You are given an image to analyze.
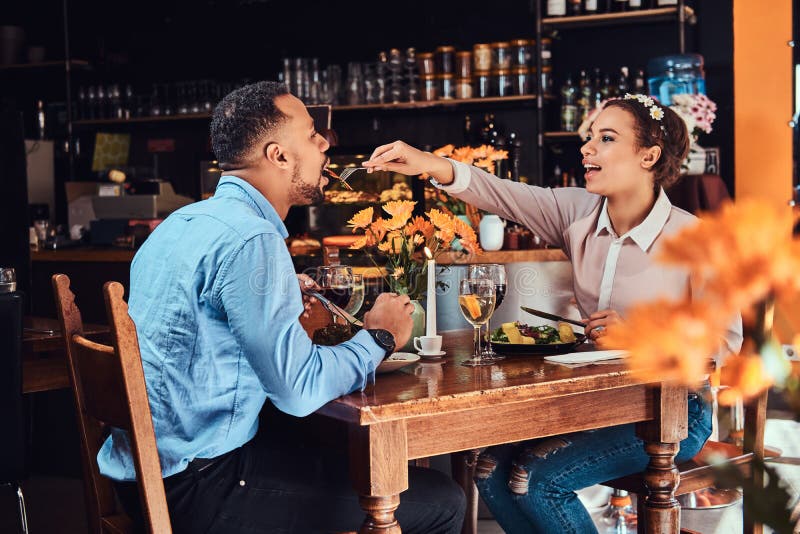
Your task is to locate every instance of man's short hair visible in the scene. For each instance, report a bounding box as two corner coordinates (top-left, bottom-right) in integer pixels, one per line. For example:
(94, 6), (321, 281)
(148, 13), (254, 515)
(210, 81), (290, 168)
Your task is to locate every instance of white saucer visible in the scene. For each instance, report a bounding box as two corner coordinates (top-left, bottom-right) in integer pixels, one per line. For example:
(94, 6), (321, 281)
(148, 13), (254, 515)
(377, 352), (421, 374)
(418, 350), (446, 359)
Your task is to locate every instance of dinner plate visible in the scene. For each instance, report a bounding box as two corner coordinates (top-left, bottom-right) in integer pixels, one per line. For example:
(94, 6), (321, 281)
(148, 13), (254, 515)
(490, 333), (587, 355)
(377, 352), (420, 374)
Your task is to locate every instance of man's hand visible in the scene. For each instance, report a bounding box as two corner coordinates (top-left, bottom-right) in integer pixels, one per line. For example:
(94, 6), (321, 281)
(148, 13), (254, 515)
(297, 274), (319, 319)
(583, 309), (623, 342)
(363, 292), (415, 350)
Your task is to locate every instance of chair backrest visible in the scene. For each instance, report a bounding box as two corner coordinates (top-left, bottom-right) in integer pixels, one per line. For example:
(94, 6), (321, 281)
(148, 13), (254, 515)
(52, 274), (171, 534)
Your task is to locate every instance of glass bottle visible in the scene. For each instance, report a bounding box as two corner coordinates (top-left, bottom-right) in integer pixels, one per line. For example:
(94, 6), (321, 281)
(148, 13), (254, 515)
(617, 67), (630, 95)
(560, 75), (578, 131)
(600, 73), (616, 100)
(405, 47), (419, 103)
(577, 69), (593, 122)
(568, 0), (582, 15)
(309, 58), (322, 105)
(473, 44), (492, 72)
(282, 58), (293, 95)
(632, 67), (646, 93)
(601, 489), (638, 533)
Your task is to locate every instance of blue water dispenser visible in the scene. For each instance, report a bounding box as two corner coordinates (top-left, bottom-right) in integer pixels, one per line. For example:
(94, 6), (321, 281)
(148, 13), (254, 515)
(647, 54), (706, 104)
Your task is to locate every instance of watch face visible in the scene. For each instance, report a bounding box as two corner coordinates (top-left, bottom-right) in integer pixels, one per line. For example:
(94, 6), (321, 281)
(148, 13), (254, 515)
(371, 329), (394, 351)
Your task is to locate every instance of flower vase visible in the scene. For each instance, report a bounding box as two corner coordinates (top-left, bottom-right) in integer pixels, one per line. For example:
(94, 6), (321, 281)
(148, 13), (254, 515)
(684, 142), (707, 175)
(399, 300), (426, 352)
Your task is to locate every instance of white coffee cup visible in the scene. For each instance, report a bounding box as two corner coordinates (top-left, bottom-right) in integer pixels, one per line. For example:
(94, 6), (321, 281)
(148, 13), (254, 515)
(413, 335), (443, 355)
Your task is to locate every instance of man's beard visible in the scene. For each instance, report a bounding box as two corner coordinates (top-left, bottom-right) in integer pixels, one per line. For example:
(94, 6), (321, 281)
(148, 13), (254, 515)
(289, 164), (324, 205)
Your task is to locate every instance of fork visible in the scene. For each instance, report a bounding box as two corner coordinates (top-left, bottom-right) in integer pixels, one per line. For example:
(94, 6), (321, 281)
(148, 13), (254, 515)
(303, 288), (364, 328)
(337, 167), (366, 182)
(324, 168), (355, 191)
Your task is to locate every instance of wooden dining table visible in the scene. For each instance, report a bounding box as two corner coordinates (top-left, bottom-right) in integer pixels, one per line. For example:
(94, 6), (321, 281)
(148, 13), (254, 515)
(316, 329), (689, 534)
(22, 316), (110, 393)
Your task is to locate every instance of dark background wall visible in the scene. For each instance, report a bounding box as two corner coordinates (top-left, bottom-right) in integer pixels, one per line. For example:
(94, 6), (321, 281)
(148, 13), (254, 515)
(1, 0), (735, 222)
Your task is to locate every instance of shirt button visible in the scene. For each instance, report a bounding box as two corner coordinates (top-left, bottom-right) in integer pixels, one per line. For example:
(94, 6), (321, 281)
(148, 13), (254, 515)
(239, 479), (246, 487)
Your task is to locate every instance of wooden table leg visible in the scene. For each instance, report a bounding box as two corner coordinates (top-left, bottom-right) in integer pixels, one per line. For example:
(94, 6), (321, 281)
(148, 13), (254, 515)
(451, 449), (480, 534)
(357, 495), (401, 533)
(637, 384), (688, 534)
(642, 441), (681, 533)
(349, 421), (408, 533)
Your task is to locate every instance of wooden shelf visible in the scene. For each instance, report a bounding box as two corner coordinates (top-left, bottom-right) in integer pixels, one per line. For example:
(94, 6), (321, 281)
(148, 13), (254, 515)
(333, 94), (537, 111)
(542, 6), (695, 29)
(544, 131), (583, 141)
(74, 112), (211, 126)
(0, 59), (90, 72)
(72, 95), (538, 126)
(437, 248), (567, 265)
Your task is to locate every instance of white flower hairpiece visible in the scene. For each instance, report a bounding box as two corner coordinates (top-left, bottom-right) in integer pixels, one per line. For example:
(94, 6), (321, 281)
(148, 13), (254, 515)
(624, 93), (662, 120)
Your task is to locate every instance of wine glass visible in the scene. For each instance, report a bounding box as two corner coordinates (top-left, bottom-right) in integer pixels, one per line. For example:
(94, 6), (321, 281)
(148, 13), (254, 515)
(459, 278), (496, 367)
(468, 264), (507, 361)
(343, 273), (365, 318)
(315, 266), (354, 324)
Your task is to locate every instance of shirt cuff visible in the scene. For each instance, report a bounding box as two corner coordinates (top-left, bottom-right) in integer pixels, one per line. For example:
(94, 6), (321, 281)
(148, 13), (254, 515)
(430, 158), (472, 194)
(350, 329), (386, 384)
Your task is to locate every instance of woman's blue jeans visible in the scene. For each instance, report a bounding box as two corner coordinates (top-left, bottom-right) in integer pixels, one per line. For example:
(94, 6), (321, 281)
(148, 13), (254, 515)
(474, 391), (712, 534)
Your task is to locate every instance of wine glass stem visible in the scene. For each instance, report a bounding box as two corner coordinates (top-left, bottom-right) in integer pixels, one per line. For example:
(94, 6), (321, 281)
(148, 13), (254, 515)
(473, 325), (482, 359)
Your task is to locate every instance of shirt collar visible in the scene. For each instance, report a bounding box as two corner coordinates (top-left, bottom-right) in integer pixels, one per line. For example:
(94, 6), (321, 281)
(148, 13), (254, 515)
(215, 176), (289, 239)
(593, 188), (673, 252)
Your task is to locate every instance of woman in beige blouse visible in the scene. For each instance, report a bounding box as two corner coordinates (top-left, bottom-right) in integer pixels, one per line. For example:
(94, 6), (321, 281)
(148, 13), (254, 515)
(363, 95), (742, 533)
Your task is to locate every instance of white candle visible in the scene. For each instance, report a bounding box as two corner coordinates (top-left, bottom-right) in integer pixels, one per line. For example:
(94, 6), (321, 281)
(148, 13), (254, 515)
(424, 247), (436, 336)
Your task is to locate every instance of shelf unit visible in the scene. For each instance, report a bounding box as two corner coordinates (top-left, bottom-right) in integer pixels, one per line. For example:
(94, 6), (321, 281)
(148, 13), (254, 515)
(541, 6), (695, 30)
(533, 1), (696, 179)
(0, 59), (90, 72)
(72, 95), (539, 127)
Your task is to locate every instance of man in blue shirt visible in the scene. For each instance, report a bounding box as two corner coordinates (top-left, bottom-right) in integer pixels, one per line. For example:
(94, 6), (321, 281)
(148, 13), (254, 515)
(110, 81), (465, 533)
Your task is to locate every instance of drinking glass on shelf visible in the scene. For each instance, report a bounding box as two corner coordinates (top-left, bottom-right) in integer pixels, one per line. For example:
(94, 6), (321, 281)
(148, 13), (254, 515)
(315, 266), (354, 324)
(459, 278), (496, 367)
(468, 263), (507, 361)
(0, 267), (16, 293)
(343, 273), (365, 318)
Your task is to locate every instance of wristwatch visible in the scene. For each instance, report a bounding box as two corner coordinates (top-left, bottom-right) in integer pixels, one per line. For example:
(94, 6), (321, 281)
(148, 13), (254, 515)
(366, 329), (395, 359)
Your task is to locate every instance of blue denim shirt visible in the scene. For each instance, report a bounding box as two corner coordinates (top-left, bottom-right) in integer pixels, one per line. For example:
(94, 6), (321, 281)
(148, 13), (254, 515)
(98, 176), (384, 481)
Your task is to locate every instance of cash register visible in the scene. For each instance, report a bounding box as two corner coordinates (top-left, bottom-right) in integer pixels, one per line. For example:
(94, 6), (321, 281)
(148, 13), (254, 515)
(68, 180), (195, 247)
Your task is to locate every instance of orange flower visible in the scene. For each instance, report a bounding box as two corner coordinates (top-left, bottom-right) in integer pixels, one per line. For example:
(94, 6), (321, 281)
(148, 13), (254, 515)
(474, 158), (496, 174)
(378, 231), (404, 255)
(599, 299), (723, 385)
(427, 209), (455, 231)
(406, 216), (435, 241)
(659, 199), (800, 316)
(382, 200), (416, 230)
(433, 144), (455, 157)
(717, 353), (773, 405)
(452, 146), (473, 162)
(347, 206), (374, 230)
(350, 236), (368, 250)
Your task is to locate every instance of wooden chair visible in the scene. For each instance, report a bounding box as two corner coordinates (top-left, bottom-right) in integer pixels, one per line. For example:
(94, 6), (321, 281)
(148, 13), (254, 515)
(603, 388), (768, 534)
(52, 274), (171, 534)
